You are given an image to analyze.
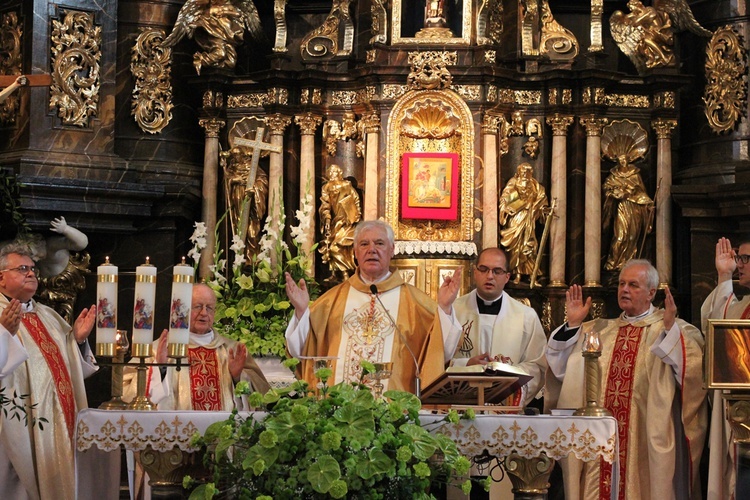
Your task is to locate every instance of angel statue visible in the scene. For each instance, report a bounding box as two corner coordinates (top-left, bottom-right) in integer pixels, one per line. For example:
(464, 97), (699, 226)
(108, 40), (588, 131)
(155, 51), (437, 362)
(319, 164), (361, 284)
(611, 0), (711, 74)
(161, 0), (264, 74)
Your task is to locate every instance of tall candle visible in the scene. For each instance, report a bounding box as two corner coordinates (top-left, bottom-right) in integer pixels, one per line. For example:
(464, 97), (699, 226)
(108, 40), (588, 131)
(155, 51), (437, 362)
(96, 257), (118, 352)
(168, 261), (194, 348)
(132, 258), (157, 346)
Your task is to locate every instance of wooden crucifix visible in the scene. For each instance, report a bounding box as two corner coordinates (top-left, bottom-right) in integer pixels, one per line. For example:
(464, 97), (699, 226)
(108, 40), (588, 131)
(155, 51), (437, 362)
(233, 126), (282, 243)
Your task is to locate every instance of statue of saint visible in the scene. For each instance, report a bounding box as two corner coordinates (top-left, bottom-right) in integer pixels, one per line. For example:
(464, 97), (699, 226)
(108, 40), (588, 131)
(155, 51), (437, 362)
(498, 163), (549, 284)
(318, 164), (361, 282)
(425, 0), (447, 28)
(602, 154), (654, 271)
(221, 146), (269, 259)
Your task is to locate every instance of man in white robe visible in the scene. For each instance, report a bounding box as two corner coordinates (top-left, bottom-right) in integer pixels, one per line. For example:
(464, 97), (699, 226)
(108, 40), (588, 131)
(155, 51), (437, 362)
(0, 243), (98, 500)
(546, 259), (706, 500)
(285, 220), (463, 394)
(702, 236), (750, 500)
(0, 318), (27, 377)
(451, 247), (547, 407)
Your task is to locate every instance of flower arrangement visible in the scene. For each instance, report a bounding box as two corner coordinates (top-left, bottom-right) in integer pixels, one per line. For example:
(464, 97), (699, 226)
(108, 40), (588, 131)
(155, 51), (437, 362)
(186, 363), (483, 499)
(188, 178), (318, 358)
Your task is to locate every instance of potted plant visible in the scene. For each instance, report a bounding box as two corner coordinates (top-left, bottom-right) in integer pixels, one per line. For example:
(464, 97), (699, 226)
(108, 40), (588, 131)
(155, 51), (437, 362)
(185, 362), (482, 499)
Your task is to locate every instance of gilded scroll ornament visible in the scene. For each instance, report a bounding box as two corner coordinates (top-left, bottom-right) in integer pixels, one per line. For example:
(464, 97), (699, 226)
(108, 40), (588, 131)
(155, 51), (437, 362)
(273, 0), (288, 53)
(0, 11), (23, 125)
(300, 0), (353, 60)
(49, 10), (101, 127)
(477, 0), (503, 46)
(323, 111), (362, 156)
(161, 0), (263, 75)
(407, 51), (456, 90)
(131, 28), (173, 134)
(540, 1), (579, 61)
(704, 26), (748, 134)
(370, 0), (387, 45)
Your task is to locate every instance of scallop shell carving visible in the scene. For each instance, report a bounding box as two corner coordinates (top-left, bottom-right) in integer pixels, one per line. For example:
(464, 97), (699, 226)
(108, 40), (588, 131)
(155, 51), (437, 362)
(228, 116), (270, 153)
(600, 119), (649, 163)
(400, 99), (461, 139)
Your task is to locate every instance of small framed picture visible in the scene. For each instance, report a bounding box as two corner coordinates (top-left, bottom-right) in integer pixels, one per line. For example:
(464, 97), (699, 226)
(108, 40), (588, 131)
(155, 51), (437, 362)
(400, 152), (459, 220)
(705, 319), (750, 389)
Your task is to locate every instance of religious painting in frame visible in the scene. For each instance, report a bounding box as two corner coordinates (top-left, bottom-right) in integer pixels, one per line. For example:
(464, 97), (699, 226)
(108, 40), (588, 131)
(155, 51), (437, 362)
(400, 152), (459, 220)
(705, 319), (750, 389)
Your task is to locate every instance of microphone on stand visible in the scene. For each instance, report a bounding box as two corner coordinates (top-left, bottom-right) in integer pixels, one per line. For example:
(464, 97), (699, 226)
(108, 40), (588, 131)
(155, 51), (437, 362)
(369, 284), (421, 398)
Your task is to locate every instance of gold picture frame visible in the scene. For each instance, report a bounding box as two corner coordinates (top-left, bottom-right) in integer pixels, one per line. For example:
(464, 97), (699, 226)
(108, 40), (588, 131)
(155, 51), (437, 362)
(705, 319), (750, 389)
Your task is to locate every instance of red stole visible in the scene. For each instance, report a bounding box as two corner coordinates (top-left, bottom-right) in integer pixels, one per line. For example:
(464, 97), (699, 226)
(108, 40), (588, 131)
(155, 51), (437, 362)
(600, 323), (644, 500)
(21, 312), (76, 440)
(187, 346), (222, 410)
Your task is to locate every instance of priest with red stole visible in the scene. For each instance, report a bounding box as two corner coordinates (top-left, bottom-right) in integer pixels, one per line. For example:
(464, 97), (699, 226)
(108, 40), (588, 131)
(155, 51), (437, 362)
(545, 259), (707, 500)
(0, 243), (98, 500)
(284, 220), (463, 394)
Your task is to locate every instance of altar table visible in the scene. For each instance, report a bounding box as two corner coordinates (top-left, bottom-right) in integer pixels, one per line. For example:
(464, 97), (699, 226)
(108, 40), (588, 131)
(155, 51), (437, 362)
(76, 409), (618, 499)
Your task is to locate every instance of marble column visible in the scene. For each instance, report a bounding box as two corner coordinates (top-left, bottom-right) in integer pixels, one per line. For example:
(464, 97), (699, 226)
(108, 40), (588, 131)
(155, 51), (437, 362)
(294, 113), (322, 276)
(580, 115), (607, 287)
(482, 114), (502, 250)
(265, 114), (291, 270)
(546, 114), (574, 287)
(652, 118), (677, 288)
(363, 112), (381, 221)
(197, 117), (225, 280)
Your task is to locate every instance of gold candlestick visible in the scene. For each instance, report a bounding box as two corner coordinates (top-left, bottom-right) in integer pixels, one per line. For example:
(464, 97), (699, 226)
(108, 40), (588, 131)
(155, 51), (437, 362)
(127, 355), (157, 411)
(100, 330), (130, 410)
(574, 331), (612, 417)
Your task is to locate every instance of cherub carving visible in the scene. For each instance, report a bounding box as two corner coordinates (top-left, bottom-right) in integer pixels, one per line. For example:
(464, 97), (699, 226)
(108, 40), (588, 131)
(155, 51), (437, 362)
(611, 0), (711, 75)
(161, 0), (263, 75)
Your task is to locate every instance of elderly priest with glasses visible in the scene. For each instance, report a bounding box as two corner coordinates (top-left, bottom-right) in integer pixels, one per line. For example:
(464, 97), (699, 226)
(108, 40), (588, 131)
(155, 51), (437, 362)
(285, 220), (464, 395)
(0, 242), (98, 500)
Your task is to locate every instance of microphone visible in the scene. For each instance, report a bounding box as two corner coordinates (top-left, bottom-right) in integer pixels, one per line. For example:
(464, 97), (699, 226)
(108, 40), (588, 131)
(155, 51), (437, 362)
(369, 284), (421, 398)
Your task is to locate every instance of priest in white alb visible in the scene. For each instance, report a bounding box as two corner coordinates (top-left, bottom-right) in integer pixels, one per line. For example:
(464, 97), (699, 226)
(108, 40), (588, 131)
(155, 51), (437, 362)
(285, 220), (463, 393)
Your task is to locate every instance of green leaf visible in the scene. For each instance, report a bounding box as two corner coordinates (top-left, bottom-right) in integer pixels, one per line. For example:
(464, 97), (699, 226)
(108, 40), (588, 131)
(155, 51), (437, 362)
(307, 455), (341, 494)
(242, 443), (279, 471)
(355, 448), (391, 480)
(400, 423), (438, 461)
(333, 405), (374, 441)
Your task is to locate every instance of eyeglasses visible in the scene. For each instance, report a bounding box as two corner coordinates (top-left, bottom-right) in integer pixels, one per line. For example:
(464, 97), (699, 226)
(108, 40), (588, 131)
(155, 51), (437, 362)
(475, 265), (508, 276)
(0, 265), (38, 276)
(191, 304), (216, 313)
(735, 254), (750, 265)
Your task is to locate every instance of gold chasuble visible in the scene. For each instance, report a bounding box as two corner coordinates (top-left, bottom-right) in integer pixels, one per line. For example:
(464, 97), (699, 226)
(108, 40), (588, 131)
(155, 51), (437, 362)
(0, 297), (91, 500)
(297, 271), (447, 393)
(546, 310), (707, 500)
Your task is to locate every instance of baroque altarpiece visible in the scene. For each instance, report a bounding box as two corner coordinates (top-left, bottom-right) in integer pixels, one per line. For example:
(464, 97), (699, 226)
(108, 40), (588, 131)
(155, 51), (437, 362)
(0, 0), (748, 342)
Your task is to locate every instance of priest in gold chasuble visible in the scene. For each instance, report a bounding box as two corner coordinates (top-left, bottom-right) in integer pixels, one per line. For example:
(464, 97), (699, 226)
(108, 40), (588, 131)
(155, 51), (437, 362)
(0, 244), (98, 500)
(285, 220), (463, 393)
(546, 260), (707, 500)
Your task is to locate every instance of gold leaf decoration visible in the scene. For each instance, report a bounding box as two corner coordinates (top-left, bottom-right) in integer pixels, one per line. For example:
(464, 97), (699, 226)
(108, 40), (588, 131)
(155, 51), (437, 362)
(401, 99), (461, 139)
(131, 28), (173, 134)
(601, 119), (648, 163)
(704, 25), (748, 134)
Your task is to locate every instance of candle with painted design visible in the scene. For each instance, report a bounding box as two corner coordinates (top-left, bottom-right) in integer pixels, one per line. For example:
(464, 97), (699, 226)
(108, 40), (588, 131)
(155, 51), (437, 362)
(132, 258), (157, 357)
(96, 257), (118, 357)
(167, 259), (194, 358)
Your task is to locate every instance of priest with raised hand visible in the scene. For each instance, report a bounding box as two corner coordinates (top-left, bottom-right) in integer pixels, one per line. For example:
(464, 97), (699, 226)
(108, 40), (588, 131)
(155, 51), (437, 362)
(545, 259), (707, 500)
(284, 219), (463, 394)
(0, 242), (98, 500)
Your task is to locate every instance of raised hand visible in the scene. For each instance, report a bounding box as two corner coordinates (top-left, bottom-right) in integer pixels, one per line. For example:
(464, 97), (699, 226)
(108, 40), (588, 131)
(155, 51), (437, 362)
(566, 284), (592, 328)
(72, 304), (97, 343)
(284, 272), (310, 319)
(228, 343), (248, 382)
(716, 237), (736, 282)
(663, 286), (677, 331)
(49, 217), (68, 234)
(0, 299), (22, 335)
(437, 268), (462, 314)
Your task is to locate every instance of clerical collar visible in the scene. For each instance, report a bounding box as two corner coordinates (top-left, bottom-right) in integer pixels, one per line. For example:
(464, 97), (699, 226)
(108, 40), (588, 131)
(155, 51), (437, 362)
(2, 293), (33, 312)
(476, 293), (502, 315)
(189, 330), (214, 346)
(623, 305), (654, 322)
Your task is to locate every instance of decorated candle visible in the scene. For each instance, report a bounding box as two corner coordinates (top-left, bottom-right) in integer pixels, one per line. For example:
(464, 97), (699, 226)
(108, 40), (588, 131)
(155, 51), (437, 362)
(96, 257), (118, 354)
(132, 258), (157, 346)
(167, 260), (194, 350)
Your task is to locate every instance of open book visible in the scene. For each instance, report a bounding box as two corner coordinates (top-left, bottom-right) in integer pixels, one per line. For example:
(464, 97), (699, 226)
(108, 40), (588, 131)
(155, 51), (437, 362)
(421, 362), (533, 406)
(445, 361), (530, 378)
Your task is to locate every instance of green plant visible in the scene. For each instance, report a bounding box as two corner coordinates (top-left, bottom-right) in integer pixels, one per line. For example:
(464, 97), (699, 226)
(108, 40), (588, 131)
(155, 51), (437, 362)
(186, 363), (479, 499)
(190, 176), (318, 358)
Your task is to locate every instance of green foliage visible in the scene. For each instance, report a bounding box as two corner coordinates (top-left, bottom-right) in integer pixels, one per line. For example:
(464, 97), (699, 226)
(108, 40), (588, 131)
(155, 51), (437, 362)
(188, 378), (476, 499)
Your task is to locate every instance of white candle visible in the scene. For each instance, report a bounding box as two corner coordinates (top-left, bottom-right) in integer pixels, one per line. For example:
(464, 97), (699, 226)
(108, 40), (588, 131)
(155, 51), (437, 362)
(168, 261), (194, 346)
(96, 258), (118, 347)
(132, 259), (157, 346)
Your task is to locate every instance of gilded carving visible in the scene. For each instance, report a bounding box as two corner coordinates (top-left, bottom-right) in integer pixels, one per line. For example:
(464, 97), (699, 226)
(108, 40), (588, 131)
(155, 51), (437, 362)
(651, 118), (677, 140)
(199, 117), (225, 138)
(382, 84), (408, 100)
(580, 115), (608, 136)
(523, 137), (539, 159)
(526, 118), (543, 137)
(487, 85), (498, 103)
(331, 90), (358, 105)
(548, 88), (558, 105)
(268, 87), (288, 105)
(562, 89), (572, 104)
(604, 93), (650, 108)
(401, 99), (461, 139)
(312, 88), (322, 105)
(227, 92), (268, 108)
(391, 0), (472, 45)
(161, 0), (264, 75)
(323, 111), (361, 156)
(49, 9), (101, 127)
(131, 28), (173, 134)
(370, 0), (387, 45)
(510, 111), (525, 136)
(590, 0), (604, 52)
(546, 114), (573, 136)
(300, 0), (353, 60)
(0, 11), (23, 125)
(499, 89), (543, 105)
(477, 0), (503, 46)
(273, 0), (288, 53)
(294, 113), (322, 136)
(654, 91), (675, 108)
(704, 26), (748, 134)
(300, 88), (309, 105)
(484, 50), (496, 64)
(482, 114), (502, 135)
(540, 1), (579, 61)
(407, 51), (456, 90)
(451, 85), (481, 101)
(265, 113), (291, 135)
(520, 0), (540, 57)
(366, 50), (376, 63)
